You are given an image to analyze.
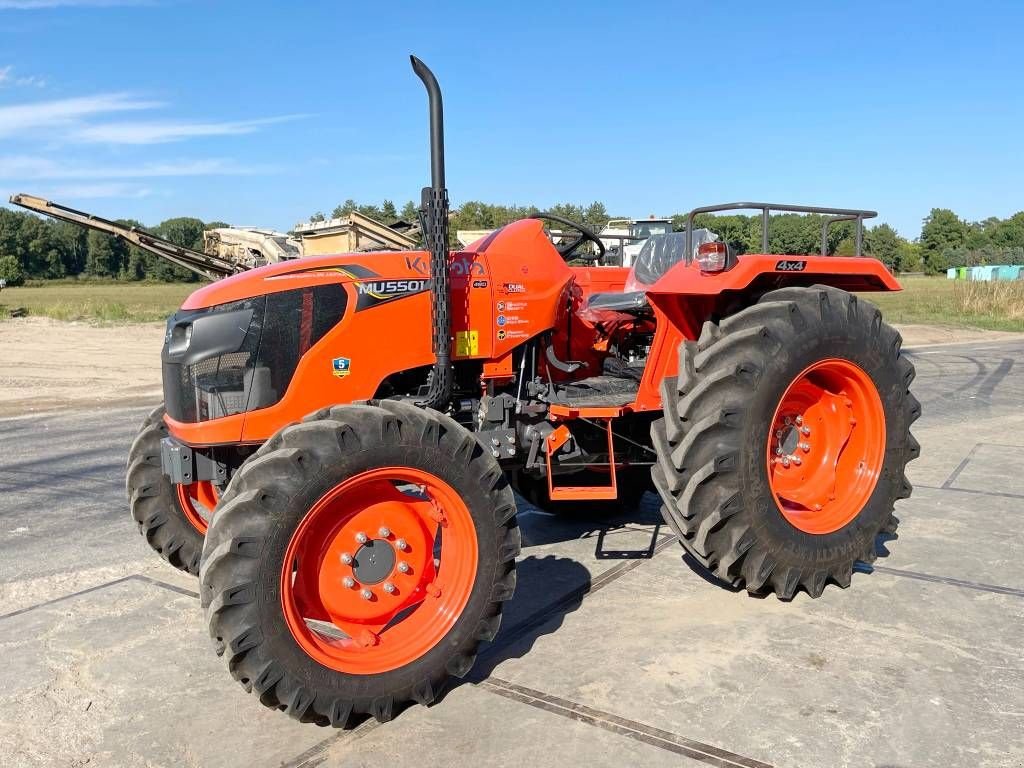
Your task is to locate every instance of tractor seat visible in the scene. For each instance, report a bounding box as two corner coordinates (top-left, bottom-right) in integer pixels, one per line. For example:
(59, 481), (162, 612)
(581, 228), (723, 317)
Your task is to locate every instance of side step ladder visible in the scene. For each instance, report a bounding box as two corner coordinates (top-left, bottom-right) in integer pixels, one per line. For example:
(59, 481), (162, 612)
(544, 421), (617, 501)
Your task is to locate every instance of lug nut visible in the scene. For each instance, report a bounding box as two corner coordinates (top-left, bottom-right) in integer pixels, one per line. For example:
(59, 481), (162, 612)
(378, 526), (391, 538)
(360, 588), (373, 601)
(355, 531), (368, 544)
(782, 457), (790, 467)
(775, 447), (784, 456)
(795, 415), (803, 425)
(784, 416), (792, 426)
(800, 442), (810, 452)
(396, 538), (408, 551)
(383, 582), (396, 594)
(340, 552), (353, 565)
(792, 457), (802, 466)
(801, 426), (811, 436)
(342, 577), (355, 588)
(775, 429), (783, 438)
(397, 561), (410, 574)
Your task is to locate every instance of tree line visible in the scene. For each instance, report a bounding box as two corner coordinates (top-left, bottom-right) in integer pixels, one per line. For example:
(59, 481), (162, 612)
(2, 198), (1022, 286)
(0, 209), (228, 285)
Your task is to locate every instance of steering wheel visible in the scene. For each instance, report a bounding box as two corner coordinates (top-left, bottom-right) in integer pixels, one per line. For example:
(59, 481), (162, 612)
(529, 213), (606, 262)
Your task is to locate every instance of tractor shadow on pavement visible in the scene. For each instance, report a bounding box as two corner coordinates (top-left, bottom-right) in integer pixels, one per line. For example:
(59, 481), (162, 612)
(454, 552), (594, 691)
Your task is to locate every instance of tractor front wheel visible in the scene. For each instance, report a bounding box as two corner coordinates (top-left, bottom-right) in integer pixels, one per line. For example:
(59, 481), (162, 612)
(652, 286), (920, 599)
(200, 400), (519, 725)
(126, 404), (218, 575)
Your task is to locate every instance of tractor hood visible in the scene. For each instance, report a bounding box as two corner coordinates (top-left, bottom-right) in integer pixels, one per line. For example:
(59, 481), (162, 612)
(181, 250), (430, 310)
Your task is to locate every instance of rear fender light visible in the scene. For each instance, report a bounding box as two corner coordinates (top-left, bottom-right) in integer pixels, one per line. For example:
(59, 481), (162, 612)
(696, 241), (728, 272)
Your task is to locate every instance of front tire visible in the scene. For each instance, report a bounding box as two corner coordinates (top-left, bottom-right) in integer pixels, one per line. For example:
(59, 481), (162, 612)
(651, 286), (920, 599)
(126, 404), (216, 575)
(200, 400), (519, 725)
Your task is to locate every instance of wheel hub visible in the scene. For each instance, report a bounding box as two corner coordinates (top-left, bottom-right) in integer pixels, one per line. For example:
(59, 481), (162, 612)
(351, 539), (396, 585)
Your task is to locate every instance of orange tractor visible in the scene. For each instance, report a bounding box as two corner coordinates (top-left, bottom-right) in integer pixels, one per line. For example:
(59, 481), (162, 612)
(127, 57), (919, 725)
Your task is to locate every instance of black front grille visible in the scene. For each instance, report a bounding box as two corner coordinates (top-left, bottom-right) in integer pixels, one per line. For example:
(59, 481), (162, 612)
(163, 284), (348, 424)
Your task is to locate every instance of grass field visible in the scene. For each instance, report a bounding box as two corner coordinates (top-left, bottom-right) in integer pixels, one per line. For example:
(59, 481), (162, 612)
(1, 275), (1023, 331)
(869, 275), (1024, 332)
(0, 281), (198, 322)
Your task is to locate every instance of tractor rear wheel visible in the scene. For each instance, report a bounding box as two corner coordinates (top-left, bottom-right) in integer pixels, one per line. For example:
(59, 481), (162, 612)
(200, 400), (519, 725)
(651, 286), (920, 599)
(126, 404), (218, 575)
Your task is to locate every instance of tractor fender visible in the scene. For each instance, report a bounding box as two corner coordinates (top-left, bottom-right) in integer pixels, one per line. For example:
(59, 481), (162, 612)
(646, 254), (901, 302)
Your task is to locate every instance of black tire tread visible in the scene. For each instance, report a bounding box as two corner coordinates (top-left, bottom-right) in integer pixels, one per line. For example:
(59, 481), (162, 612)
(126, 404), (205, 575)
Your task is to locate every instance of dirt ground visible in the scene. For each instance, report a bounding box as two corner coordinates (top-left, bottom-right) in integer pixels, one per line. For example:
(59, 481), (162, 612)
(0, 317), (1020, 418)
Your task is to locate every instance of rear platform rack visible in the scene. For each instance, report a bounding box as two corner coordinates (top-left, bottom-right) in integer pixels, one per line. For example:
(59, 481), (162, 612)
(684, 202), (877, 259)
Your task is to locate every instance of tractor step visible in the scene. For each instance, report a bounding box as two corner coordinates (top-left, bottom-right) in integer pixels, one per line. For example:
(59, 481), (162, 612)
(545, 421), (618, 500)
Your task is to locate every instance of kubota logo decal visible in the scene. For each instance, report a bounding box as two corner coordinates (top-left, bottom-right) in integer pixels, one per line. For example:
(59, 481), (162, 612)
(775, 260), (807, 272)
(405, 255), (485, 276)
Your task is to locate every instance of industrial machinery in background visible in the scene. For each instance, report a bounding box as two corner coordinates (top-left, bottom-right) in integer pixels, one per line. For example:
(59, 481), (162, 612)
(8, 194), (421, 281)
(117, 56), (918, 728)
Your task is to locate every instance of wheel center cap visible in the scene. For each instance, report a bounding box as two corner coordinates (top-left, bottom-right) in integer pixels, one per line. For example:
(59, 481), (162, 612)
(779, 424), (801, 455)
(352, 539), (396, 585)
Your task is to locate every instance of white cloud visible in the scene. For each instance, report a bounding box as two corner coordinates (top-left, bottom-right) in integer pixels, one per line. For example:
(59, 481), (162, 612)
(0, 154), (278, 179)
(71, 114), (310, 144)
(0, 93), (158, 136)
(0, 0), (150, 8)
(0, 65), (47, 88)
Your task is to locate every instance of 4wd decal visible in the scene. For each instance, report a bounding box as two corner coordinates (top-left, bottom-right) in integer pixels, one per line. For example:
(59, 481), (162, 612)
(355, 279), (431, 311)
(775, 260), (807, 272)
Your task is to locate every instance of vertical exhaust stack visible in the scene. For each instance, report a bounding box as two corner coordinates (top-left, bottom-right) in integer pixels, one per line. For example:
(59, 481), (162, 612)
(411, 55), (452, 411)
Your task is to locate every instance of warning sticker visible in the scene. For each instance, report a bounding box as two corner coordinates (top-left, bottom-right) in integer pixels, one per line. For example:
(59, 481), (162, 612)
(455, 330), (480, 357)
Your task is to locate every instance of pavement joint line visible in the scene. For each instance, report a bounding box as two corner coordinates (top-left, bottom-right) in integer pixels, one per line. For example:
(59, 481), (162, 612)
(278, 717), (380, 768)
(916, 483), (1024, 501)
(0, 573), (198, 621)
(480, 677), (773, 768)
(858, 563), (1024, 598)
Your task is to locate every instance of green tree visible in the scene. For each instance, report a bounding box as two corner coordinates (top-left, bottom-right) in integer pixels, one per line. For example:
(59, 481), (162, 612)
(85, 231), (126, 277)
(0, 253), (25, 286)
(920, 208), (965, 274)
(865, 223), (903, 271)
(400, 200), (418, 221)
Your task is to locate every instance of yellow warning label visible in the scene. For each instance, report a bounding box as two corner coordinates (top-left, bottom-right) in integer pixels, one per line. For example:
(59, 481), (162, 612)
(455, 330), (479, 357)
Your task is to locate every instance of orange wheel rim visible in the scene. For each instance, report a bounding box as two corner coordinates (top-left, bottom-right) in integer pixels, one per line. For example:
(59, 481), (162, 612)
(279, 467), (478, 675)
(176, 481), (219, 535)
(766, 358), (885, 534)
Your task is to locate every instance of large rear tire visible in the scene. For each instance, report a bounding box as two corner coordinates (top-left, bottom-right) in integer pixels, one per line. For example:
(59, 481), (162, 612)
(200, 400), (519, 725)
(651, 286), (920, 599)
(126, 404), (217, 575)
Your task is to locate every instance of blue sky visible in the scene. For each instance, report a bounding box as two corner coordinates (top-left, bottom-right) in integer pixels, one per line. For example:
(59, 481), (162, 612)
(0, 0), (1021, 238)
